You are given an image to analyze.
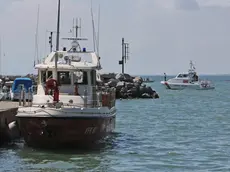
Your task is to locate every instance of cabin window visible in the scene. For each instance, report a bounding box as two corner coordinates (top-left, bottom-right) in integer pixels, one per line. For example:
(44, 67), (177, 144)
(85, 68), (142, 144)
(183, 74), (188, 77)
(91, 70), (96, 86)
(58, 71), (71, 85)
(47, 71), (53, 79)
(41, 71), (46, 83)
(41, 71), (53, 83)
(74, 71), (88, 85)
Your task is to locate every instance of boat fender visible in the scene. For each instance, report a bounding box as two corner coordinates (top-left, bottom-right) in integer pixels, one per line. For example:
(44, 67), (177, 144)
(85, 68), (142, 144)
(7, 121), (20, 140)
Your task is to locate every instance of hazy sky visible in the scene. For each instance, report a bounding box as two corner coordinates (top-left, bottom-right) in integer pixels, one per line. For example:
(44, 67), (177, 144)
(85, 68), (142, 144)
(1, 0), (230, 75)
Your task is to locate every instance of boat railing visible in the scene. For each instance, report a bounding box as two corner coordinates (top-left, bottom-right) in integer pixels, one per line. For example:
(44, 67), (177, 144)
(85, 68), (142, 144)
(85, 86), (116, 109)
(19, 87), (33, 107)
(54, 86), (116, 109)
(19, 86), (116, 109)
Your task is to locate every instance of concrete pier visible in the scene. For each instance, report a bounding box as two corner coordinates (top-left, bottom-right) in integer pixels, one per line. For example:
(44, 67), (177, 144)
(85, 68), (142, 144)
(0, 102), (19, 146)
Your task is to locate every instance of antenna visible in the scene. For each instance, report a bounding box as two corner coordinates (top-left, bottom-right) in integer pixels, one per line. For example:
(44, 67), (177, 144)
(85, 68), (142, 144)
(49, 31), (53, 52)
(96, 4), (100, 56)
(79, 18), (82, 37)
(74, 18), (81, 38)
(90, 0), (96, 52)
(44, 29), (47, 58)
(72, 18), (75, 37)
(56, 0), (60, 51)
(119, 38), (130, 74)
(76, 18), (78, 38)
(125, 43), (129, 63)
(34, 4), (40, 65)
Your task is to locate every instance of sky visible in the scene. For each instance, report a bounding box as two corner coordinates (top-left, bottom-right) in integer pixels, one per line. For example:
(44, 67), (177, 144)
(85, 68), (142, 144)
(1, 0), (230, 75)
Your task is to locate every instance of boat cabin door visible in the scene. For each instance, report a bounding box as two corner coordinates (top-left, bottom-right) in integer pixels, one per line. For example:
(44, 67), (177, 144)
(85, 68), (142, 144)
(73, 70), (91, 96)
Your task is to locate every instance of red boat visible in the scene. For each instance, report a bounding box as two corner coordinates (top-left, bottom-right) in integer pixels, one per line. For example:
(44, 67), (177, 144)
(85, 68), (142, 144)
(17, 107), (116, 148)
(16, 0), (117, 148)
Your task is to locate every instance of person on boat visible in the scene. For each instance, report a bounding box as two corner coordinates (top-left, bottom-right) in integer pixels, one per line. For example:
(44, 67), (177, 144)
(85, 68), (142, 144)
(164, 73), (167, 81)
(192, 73), (199, 81)
(195, 75), (198, 81)
(194, 73), (198, 81)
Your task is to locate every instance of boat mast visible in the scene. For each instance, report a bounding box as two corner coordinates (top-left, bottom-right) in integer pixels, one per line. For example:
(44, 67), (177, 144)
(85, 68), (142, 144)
(54, 0), (61, 80)
(34, 4), (40, 66)
(0, 37), (1, 77)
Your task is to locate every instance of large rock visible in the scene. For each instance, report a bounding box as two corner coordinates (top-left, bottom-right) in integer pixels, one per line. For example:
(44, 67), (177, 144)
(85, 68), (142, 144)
(100, 73), (116, 82)
(106, 79), (119, 88)
(125, 82), (134, 90)
(97, 73), (159, 99)
(115, 73), (133, 83)
(133, 76), (143, 84)
(141, 93), (152, 99)
(129, 86), (140, 98)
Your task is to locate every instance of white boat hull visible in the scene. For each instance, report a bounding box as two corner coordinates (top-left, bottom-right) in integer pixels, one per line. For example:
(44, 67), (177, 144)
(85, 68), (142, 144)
(160, 81), (215, 90)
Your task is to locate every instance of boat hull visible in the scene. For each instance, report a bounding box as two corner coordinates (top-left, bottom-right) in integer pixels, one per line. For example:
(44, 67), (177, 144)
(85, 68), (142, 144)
(160, 81), (215, 90)
(16, 114), (116, 148)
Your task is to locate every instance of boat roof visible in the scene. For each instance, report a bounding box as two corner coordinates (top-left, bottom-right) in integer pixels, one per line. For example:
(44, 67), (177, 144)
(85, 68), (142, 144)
(14, 77), (32, 81)
(35, 50), (101, 70)
(35, 62), (98, 70)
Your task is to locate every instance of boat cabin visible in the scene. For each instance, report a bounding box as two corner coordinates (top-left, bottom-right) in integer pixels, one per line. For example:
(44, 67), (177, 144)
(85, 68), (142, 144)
(31, 47), (116, 108)
(37, 66), (97, 96)
(174, 72), (198, 82)
(175, 73), (189, 79)
(31, 32), (115, 108)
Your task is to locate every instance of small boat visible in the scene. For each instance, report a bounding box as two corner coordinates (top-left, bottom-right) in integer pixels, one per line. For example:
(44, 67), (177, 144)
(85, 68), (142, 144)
(10, 77), (33, 101)
(160, 61), (215, 90)
(142, 78), (154, 83)
(16, 0), (116, 148)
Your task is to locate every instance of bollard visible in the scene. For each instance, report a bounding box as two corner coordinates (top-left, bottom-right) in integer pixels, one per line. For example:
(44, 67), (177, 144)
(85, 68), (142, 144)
(19, 90), (22, 106)
(28, 88), (32, 107)
(27, 88), (30, 106)
(22, 88), (26, 106)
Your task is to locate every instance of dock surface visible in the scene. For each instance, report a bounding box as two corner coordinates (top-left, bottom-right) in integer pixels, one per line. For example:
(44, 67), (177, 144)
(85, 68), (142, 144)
(0, 101), (19, 112)
(0, 101), (19, 145)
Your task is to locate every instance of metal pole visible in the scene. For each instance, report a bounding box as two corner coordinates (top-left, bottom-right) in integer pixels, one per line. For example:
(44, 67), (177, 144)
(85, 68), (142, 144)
(122, 38), (124, 74)
(55, 0), (61, 81)
(50, 32), (53, 52)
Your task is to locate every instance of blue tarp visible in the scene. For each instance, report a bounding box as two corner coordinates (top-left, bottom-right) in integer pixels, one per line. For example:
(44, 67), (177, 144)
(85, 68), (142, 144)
(11, 78), (33, 93)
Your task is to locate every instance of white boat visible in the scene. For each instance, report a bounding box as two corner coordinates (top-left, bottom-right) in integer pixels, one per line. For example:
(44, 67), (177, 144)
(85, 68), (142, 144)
(160, 61), (215, 90)
(16, 0), (116, 148)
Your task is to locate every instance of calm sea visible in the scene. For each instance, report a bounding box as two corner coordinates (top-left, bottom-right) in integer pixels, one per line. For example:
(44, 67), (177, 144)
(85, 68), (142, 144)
(1, 75), (230, 172)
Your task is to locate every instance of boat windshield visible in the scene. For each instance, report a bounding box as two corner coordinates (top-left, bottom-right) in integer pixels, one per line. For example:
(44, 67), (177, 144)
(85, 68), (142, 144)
(176, 74), (188, 78)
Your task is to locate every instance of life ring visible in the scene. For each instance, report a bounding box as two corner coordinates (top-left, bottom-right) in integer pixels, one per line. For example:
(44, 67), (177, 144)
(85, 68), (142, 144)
(45, 79), (59, 102)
